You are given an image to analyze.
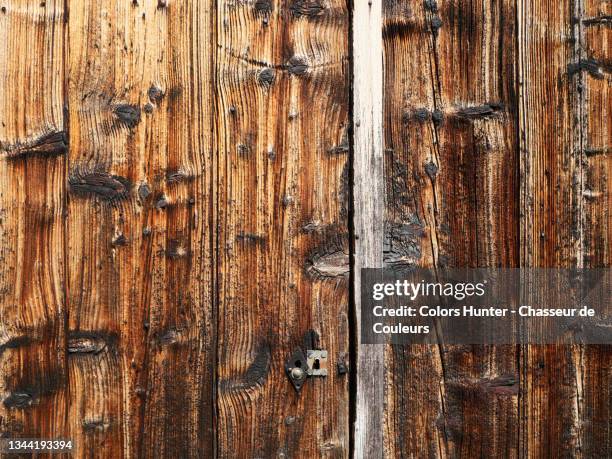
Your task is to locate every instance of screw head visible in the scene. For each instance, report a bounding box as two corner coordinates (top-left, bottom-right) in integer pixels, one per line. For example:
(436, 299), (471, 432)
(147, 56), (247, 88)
(290, 367), (305, 381)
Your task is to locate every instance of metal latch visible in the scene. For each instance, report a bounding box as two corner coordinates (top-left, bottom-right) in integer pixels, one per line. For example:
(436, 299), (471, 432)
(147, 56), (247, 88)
(306, 350), (328, 376)
(285, 348), (328, 392)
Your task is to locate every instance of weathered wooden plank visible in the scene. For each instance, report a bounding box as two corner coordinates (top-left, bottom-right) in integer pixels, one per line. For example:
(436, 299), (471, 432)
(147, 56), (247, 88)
(353, 0), (385, 457)
(66, 1), (215, 457)
(215, 0), (350, 457)
(581, 1), (612, 456)
(519, 0), (611, 456)
(382, 0), (519, 457)
(0, 0), (68, 442)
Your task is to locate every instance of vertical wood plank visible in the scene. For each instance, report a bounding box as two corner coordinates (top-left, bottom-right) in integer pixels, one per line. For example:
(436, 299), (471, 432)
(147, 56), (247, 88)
(215, 0), (350, 457)
(66, 1), (215, 457)
(382, 0), (519, 457)
(353, 0), (385, 457)
(581, 1), (612, 453)
(519, 0), (611, 455)
(0, 0), (68, 442)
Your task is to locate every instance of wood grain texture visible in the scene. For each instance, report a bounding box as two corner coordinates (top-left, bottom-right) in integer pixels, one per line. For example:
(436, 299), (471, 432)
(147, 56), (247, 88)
(382, 0), (519, 457)
(0, 0), (609, 457)
(353, 0), (385, 458)
(0, 0), (68, 442)
(66, 1), (215, 457)
(215, 0), (350, 457)
(519, 0), (612, 456)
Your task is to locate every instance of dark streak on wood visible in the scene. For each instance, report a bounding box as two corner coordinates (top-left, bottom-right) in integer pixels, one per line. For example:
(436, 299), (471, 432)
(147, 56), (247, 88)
(448, 375), (519, 397)
(0, 336), (34, 355)
(455, 103), (504, 120)
(3, 392), (35, 409)
(2, 131), (68, 160)
(383, 222), (423, 271)
(166, 170), (195, 184)
(148, 86), (164, 103)
(567, 58), (612, 79)
(82, 418), (112, 433)
(582, 15), (612, 26)
(67, 331), (116, 355)
(113, 104), (141, 128)
(305, 233), (349, 279)
(254, 0), (272, 15)
(289, 0), (325, 18)
(287, 56), (308, 75)
(236, 232), (266, 245)
(69, 170), (131, 201)
(257, 67), (276, 87)
(3, 370), (64, 410)
(219, 345), (271, 392)
(382, 18), (418, 40)
(584, 147), (610, 157)
(328, 128), (349, 154)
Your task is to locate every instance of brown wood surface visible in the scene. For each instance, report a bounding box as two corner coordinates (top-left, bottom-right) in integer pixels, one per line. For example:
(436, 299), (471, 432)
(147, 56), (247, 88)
(0, 0), (609, 458)
(519, 0), (611, 457)
(0, 0), (68, 445)
(65, 1), (216, 457)
(382, 0), (519, 456)
(215, 0), (350, 457)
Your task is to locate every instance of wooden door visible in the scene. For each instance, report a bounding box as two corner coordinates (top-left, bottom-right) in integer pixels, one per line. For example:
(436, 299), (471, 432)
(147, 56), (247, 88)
(0, 0), (609, 458)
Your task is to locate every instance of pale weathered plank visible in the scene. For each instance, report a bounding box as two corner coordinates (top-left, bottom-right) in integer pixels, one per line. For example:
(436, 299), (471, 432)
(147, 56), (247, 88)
(352, 0), (386, 458)
(65, 1), (215, 457)
(215, 0), (351, 457)
(0, 0), (68, 442)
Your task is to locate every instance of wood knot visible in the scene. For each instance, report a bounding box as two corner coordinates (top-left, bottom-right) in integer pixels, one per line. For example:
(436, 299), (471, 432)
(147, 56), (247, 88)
(431, 16), (443, 30)
(305, 231), (350, 279)
(455, 103), (503, 120)
(3, 391), (33, 409)
(166, 239), (189, 259)
(113, 104), (141, 128)
(68, 331), (109, 355)
(424, 0), (438, 12)
(289, 0), (325, 17)
(2, 130), (68, 160)
(287, 56), (308, 75)
(148, 85), (164, 104)
(112, 234), (128, 247)
(156, 195), (169, 209)
(254, 0), (272, 15)
(69, 170), (131, 202)
(383, 221), (424, 271)
(257, 67), (276, 87)
(425, 161), (438, 180)
(138, 183), (151, 201)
